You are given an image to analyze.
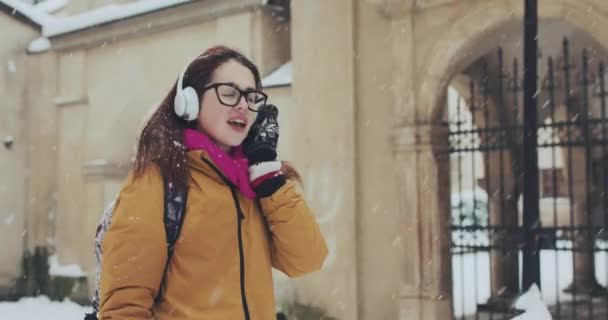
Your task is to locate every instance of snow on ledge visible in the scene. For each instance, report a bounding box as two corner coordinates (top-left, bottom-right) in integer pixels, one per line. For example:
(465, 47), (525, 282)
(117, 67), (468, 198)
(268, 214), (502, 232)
(262, 62), (292, 88)
(49, 255), (86, 278)
(27, 36), (51, 53)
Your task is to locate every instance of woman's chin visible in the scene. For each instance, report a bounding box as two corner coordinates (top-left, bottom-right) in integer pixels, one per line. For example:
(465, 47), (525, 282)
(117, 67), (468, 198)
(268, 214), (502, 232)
(219, 138), (246, 150)
(227, 135), (247, 147)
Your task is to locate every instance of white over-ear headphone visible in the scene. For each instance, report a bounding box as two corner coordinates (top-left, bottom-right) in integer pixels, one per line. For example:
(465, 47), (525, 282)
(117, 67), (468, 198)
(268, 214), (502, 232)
(173, 66), (200, 121)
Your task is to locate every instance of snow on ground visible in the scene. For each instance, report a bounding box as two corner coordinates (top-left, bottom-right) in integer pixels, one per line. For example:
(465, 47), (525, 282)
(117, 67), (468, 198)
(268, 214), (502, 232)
(0, 296), (91, 319)
(0, 248), (600, 318)
(512, 284), (552, 320)
(453, 246), (608, 317)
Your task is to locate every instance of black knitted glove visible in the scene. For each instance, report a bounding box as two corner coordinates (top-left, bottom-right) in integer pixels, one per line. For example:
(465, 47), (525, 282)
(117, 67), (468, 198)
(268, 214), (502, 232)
(243, 104), (285, 197)
(243, 104), (279, 164)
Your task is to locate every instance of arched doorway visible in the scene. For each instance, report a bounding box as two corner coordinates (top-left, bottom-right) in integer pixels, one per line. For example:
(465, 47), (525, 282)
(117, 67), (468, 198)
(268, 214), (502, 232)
(441, 17), (608, 320)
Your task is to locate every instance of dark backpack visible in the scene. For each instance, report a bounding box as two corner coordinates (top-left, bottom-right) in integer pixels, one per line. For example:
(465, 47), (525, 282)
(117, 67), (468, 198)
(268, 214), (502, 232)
(84, 178), (187, 320)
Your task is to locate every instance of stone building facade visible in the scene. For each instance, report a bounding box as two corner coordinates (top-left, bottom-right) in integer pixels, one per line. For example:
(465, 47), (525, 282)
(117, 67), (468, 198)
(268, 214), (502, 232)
(2, 0), (608, 319)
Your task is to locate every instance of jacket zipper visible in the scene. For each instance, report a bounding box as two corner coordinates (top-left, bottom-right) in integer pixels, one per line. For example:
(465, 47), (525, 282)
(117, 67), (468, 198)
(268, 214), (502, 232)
(233, 189), (251, 320)
(200, 156), (250, 320)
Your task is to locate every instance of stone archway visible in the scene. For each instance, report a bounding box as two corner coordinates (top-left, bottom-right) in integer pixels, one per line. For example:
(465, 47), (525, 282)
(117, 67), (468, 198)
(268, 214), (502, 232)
(384, 1), (608, 318)
(422, 0), (608, 121)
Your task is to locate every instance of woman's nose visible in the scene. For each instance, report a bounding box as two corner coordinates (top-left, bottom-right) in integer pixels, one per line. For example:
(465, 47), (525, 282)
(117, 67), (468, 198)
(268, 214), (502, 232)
(234, 95), (248, 111)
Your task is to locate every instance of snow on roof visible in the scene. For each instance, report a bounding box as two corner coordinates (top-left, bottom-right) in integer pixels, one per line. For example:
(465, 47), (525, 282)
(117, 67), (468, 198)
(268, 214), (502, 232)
(262, 62), (292, 88)
(0, 0), (192, 37)
(43, 0), (192, 37)
(36, 0), (68, 14)
(1, 0), (53, 27)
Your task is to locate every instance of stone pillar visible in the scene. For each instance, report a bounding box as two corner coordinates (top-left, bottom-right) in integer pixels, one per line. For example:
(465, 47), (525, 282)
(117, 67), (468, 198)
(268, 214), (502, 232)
(484, 151), (520, 309)
(290, 1), (358, 319)
(24, 52), (59, 252)
(394, 123), (453, 320)
(354, 1), (415, 319)
(0, 36), (29, 294)
(54, 50), (89, 265)
(563, 145), (606, 296)
(376, 1), (454, 317)
(20, 47), (59, 299)
(464, 60), (522, 309)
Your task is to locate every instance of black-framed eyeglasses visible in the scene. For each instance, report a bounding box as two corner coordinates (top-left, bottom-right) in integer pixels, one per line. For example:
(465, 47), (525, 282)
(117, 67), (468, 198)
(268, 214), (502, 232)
(203, 83), (267, 112)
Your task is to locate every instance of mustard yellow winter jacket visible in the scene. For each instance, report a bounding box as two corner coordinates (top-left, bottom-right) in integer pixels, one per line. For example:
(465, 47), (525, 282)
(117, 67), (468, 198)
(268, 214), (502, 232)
(99, 150), (328, 320)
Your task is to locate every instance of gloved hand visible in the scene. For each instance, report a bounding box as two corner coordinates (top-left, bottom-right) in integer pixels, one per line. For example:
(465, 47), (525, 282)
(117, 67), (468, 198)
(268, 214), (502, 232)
(243, 104), (285, 197)
(243, 104), (279, 163)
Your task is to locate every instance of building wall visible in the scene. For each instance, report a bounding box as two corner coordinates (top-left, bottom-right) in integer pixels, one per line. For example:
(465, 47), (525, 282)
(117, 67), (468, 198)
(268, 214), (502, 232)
(0, 15), (39, 291)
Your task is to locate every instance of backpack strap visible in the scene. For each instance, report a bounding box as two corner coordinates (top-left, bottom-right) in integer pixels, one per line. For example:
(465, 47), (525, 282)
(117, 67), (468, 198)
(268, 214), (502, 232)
(163, 178), (188, 257)
(154, 178), (187, 305)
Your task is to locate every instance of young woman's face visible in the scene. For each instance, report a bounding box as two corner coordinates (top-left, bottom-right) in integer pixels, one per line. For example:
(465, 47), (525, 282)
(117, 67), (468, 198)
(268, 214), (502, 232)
(197, 60), (258, 151)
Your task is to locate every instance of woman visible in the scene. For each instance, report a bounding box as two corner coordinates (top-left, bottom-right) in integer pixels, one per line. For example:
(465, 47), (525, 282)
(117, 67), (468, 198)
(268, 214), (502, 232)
(98, 46), (328, 320)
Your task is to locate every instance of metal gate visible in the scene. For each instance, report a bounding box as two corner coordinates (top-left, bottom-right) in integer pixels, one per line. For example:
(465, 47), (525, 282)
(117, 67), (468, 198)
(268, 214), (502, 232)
(448, 39), (608, 319)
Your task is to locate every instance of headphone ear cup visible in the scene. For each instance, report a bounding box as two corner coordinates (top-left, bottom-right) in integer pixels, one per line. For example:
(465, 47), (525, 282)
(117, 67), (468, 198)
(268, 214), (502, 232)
(182, 86), (200, 121)
(174, 90), (186, 117)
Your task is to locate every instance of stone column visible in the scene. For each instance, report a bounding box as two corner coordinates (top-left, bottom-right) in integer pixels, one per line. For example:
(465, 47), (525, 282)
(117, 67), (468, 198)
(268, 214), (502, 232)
(484, 151), (520, 309)
(24, 52), (59, 253)
(563, 145), (606, 296)
(463, 60), (522, 309)
(16, 50), (59, 299)
(290, 1), (358, 319)
(394, 123), (453, 320)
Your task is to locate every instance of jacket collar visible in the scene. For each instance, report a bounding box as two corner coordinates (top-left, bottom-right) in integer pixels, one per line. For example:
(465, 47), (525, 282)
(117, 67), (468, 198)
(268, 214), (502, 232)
(183, 129), (257, 199)
(186, 150), (226, 184)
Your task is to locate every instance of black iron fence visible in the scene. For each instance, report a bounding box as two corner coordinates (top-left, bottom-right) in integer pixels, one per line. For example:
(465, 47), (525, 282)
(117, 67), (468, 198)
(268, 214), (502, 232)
(448, 38), (608, 319)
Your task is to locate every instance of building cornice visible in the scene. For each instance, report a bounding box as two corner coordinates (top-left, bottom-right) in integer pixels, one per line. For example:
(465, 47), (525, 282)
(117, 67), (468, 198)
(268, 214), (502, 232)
(50, 0), (266, 52)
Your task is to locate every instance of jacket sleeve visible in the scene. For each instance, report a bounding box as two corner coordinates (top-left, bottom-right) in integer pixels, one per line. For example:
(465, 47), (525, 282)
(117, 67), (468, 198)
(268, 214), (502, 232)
(259, 180), (328, 277)
(98, 166), (168, 319)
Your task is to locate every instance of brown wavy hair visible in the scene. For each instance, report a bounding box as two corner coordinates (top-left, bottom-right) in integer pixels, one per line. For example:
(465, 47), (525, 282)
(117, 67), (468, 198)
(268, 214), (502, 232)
(133, 46), (299, 191)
